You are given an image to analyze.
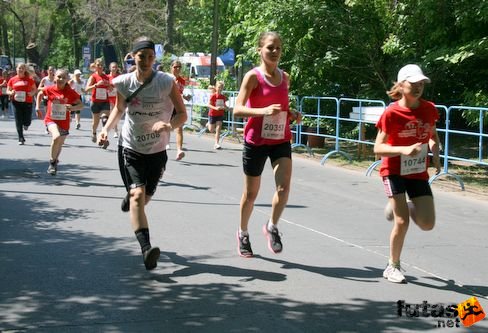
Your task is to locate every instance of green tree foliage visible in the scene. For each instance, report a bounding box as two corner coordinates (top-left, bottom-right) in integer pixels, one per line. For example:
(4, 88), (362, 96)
(2, 0), (487, 121)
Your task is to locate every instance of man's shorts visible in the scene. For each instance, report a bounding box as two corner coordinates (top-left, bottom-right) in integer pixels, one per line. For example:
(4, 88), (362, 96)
(46, 122), (69, 136)
(118, 146), (167, 196)
(243, 141), (291, 177)
(208, 115), (224, 124)
(91, 101), (111, 114)
(383, 175), (433, 199)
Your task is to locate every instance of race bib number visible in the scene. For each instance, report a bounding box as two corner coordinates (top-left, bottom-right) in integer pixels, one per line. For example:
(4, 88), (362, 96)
(1, 88), (6, 95)
(130, 102), (166, 150)
(95, 88), (107, 100)
(216, 99), (224, 108)
(15, 91), (26, 102)
(261, 111), (287, 140)
(51, 103), (67, 120)
(400, 143), (428, 175)
(133, 122), (162, 149)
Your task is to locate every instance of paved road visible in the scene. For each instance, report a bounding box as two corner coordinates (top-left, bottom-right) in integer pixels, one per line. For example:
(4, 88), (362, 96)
(1, 113), (487, 333)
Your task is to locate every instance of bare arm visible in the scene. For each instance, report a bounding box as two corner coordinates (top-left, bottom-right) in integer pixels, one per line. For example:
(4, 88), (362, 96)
(38, 78), (46, 91)
(85, 76), (97, 92)
(373, 129), (423, 157)
(66, 98), (84, 112)
(35, 90), (44, 119)
(35, 90), (44, 111)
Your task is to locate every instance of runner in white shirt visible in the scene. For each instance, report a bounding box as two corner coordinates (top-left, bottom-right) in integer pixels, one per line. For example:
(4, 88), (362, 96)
(97, 36), (187, 271)
(69, 69), (85, 129)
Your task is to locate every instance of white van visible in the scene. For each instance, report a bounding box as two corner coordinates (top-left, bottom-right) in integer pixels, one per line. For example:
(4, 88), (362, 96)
(178, 52), (225, 79)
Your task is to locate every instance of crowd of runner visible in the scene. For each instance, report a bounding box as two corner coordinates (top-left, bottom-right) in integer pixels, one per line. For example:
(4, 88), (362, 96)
(2, 33), (441, 285)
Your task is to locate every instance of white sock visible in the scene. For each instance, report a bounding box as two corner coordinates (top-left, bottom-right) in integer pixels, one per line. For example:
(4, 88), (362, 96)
(239, 229), (249, 237)
(267, 220), (276, 232)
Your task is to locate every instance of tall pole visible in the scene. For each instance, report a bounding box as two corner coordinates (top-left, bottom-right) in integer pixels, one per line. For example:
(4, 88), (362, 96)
(210, 0), (219, 85)
(12, 8), (15, 67)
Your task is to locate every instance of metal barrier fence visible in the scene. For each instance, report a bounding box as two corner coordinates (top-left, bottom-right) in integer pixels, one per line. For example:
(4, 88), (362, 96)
(183, 88), (487, 190)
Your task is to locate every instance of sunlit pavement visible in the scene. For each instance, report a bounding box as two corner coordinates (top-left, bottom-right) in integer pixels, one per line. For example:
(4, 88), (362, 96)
(1, 113), (487, 332)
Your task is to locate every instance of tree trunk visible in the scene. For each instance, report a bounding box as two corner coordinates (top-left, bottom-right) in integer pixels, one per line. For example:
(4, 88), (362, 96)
(66, 0), (80, 69)
(0, 14), (9, 57)
(165, 0), (175, 53)
(26, 43), (40, 66)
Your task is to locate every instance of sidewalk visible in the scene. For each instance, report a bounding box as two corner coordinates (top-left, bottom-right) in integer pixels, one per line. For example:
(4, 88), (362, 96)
(0, 115), (487, 332)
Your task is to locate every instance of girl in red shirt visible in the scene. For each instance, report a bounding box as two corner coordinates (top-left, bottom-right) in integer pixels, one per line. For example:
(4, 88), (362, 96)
(170, 60), (191, 160)
(85, 58), (113, 147)
(207, 81), (227, 149)
(36, 69), (83, 175)
(6, 63), (37, 145)
(0, 70), (10, 118)
(108, 62), (120, 138)
(374, 64), (441, 284)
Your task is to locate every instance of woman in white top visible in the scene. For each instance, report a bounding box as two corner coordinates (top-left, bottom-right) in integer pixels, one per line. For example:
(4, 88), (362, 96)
(69, 69), (85, 129)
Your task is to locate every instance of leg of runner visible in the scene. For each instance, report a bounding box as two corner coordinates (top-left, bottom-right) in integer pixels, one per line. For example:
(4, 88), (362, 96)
(263, 157), (292, 254)
(46, 124), (67, 175)
(175, 126), (185, 160)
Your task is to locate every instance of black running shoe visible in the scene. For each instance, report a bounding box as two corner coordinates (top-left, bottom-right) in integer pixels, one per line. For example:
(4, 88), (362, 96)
(237, 231), (253, 257)
(99, 139), (109, 149)
(143, 246), (160, 270)
(262, 223), (283, 254)
(121, 192), (130, 212)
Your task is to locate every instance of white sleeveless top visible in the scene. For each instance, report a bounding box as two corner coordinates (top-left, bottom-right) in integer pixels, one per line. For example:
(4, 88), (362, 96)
(113, 71), (175, 154)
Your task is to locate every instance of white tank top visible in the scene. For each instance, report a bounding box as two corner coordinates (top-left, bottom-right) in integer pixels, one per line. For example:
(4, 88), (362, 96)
(113, 71), (175, 154)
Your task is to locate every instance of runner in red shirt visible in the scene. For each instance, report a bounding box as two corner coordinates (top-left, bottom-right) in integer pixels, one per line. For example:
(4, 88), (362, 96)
(85, 58), (113, 147)
(0, 71), (9, 119)
(36, 69), (83, 175)
(170, 60), (191, 160)
(207, 81), (227, 149)
(6, 63), (37, 145)
(108, 62), (120, 138)
(374, 64), (441, 284)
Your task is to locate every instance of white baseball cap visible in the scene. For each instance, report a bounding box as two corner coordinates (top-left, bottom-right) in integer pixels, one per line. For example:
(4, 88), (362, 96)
(74, 69), (82, 75)
(397, 64), (430, 83)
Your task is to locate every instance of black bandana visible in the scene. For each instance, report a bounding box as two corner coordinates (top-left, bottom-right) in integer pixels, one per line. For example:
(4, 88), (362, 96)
(132, 40), (155, 54)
